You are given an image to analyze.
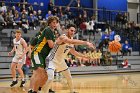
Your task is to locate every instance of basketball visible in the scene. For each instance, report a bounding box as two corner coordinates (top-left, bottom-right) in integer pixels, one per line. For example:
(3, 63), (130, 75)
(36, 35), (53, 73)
(108, 41), (122, 53)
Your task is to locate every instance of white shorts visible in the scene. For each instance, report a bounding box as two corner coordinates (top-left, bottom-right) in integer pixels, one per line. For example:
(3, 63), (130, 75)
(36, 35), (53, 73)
(47, 60), (68, 72)
(12, 55), (26, 64)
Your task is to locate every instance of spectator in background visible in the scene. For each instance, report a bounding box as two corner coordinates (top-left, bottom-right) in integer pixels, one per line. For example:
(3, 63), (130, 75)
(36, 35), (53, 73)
(20, 4), (26, 12)
(28, 13), (36, 30)
(122, 59), (129, 68)
(52, 7), (58, 16)
(15, 3), (21, 12)
(6, 10), (14, 28)
(122, 12), (128, 27)
(0, 11), (7, 27)
(45, 11), (53, 20)
(98, 31), (109, 49)
(11, 6), (17, 16)
(37, 10), (43, 23)
(64, 6), (72, 20)
(1, 2), (7, 13)
(20, 13), (29, 33)
(14, 13), (21, 29)
(101, 51), (113, 65)
(85, 19), (95, 41)
(121, 40), (132, 56)
(116, 12), (122, 27)
(27, 4), (34, 15)
(109, 27), (115, 41)
(48, 0), (54, 11)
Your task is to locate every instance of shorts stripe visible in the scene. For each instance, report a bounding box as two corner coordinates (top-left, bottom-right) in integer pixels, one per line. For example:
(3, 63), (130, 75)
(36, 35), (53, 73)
(34, 53), (41, 64)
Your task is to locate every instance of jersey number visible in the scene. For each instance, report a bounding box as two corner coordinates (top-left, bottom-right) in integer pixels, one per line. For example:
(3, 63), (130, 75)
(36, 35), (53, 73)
(64, 49), (69, 53)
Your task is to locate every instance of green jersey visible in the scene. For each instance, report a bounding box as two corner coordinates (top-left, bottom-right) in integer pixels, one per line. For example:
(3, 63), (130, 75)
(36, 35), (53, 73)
(33, 27), (55, 58)
(30, 31), (42, 47)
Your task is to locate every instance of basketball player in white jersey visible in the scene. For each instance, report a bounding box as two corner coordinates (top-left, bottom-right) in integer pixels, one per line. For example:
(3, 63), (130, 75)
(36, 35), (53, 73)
(8, 30), (28, 87)
(44, 24), (95, 93)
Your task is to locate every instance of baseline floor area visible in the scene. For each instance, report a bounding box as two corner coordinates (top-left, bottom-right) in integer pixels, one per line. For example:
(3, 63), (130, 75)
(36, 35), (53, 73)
(0, 72), (140, 93)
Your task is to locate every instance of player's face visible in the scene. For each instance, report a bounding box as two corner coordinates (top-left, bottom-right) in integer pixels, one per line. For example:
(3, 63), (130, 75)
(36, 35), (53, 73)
(15, 33), (21, 39)
(49, 20), (58, 30)
(67, 27), (76, 37)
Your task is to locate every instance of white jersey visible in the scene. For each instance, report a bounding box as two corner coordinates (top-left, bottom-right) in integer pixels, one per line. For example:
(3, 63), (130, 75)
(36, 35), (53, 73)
(47, 36), (74, 64)
(13, 38), (24, 56)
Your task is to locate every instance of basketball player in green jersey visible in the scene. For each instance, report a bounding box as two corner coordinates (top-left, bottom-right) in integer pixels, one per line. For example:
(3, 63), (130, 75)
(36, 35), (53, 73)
(29, 16), (59, 93)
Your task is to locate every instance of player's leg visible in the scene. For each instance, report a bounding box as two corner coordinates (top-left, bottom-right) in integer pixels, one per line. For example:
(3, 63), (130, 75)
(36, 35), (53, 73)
(28, 71), (35, 93)
(43, 68), (55, 93)
(38, 69), (48, 90)
(17, 63), (26, 87)
(10, 62), (18, 87)
(32, 67), (47, 92)
(31, 52), (47, 92)
(61, 69), (77, 93)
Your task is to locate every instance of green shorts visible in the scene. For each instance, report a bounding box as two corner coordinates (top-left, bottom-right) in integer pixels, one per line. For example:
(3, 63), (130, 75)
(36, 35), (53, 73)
(31, 51), (46, 70)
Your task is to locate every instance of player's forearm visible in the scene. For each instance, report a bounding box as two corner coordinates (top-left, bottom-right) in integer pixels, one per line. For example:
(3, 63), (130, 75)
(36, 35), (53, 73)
(69, 39), (87, 45)
(71, 50), (85, 58)
(10, 47), (15, 53)
(21, 47), (28, 57)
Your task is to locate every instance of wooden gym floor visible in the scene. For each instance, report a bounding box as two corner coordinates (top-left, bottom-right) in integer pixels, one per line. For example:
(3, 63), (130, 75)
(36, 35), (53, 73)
(0, 72), (140, 93)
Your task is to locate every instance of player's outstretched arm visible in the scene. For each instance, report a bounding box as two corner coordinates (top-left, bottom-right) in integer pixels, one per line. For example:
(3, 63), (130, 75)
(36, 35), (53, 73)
(58, 35), (95, 49)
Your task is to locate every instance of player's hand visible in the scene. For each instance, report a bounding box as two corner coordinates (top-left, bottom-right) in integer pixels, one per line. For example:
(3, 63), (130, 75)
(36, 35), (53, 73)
(8, 52), (12, 56)
(86, 42), (96, 49)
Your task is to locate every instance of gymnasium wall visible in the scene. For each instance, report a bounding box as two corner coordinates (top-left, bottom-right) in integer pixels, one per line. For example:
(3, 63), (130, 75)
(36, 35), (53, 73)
(55, 0), (93, 8)
(3, 0), (128, 19)
(98, 0), (127, 11)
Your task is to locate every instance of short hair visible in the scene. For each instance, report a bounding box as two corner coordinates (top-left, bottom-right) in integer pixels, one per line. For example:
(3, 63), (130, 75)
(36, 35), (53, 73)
(15, 30), (22, 33)
(47, 16), (59, 25)
(66, 24), (77, 29)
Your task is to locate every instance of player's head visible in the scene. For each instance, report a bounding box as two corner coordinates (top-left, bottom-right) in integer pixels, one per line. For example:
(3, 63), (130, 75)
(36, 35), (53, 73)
(66, 24), (77, 38)
(47, 16), (59, 30)
(15, 30), (22, 39)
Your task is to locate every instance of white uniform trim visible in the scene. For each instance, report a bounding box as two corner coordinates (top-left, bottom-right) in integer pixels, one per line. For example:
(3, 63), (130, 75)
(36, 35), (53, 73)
(34, 53), (41, 64)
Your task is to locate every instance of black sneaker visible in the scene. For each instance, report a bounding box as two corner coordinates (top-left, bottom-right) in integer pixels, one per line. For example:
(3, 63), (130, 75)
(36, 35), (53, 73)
(32, 91), (37, 93)
(38, 87), (42, 91)
(70, 91), (78, 93)
(20, 81), (26, 87)
(10, 80), (18, 87)
(49, 89), (55, 93)
(28, 89), (33, 93)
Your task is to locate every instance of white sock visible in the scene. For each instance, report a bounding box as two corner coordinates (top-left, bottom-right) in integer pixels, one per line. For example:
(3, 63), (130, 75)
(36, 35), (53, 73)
(13, 78), (16, 81)
(22, 78), (25, 81)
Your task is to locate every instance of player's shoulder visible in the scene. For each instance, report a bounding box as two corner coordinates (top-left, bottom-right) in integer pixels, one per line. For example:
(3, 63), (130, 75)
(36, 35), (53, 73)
(20, 38), (26, 43)
(59, 34), (67, 39)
